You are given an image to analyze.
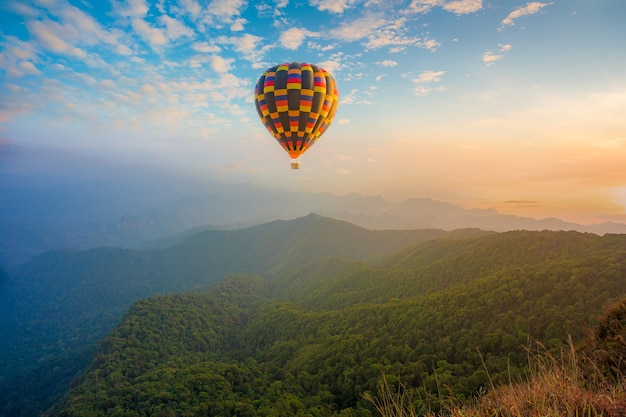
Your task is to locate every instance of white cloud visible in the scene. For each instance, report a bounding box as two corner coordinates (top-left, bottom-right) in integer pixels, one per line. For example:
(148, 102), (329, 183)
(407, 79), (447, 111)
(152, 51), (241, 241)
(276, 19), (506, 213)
(420, 37), (441, 51)
(2, 37), (37, 61)
(27, 19), (87, 58)
(310, 0), (354, 14)
(5, 1), (41, 18)
(414, 85), (446, 96)
(377, 60), (398, 67)
(23, 1), (134, 58)
(482, 51), (501, 65)
(191, 42), (221, 53)
(2, 57), (40, 77)
(254, 3), (280, 19)
(207, 0), (246, 18)
(228, 33), (262, 53)
(0, 36), (41, 77)
(114, 0), (150, 18)
(407, 0), (482, 15)
(482, 44), (511, 65)
(98, 79), (117, 90)
(131, 18), (168, 49)
(177, 0), (202, 19)
(57, 5), (109, 45)
(366, 27), (439, 52)
(413, 69), (445, 83)
(60, 3), (134, 55)
(221, 33), (270, 67)
(230, 18), (246, 31)
(500, 2), (552, 30)
(308, 41), (336, 52)
(0, 83), (39, 122)
(329, 15), (439, 52)
(412, 70), (446, 96)
(340, 88), (357, 104)
(23, 68), (250, 131)
(17, 61), (41, 76)
(317, 58), (342, 75)
(443, 0), (482, 14)
(159, 15), (194, 39)
(316, 51), (347, 76)
(280, 27), (319, 50)
(407, 0), (439, 13)
(138, 83), (158, 96)
(210, 55), (234, 73)
(329, 14), (385, 42)
(159, 0), (246, 33)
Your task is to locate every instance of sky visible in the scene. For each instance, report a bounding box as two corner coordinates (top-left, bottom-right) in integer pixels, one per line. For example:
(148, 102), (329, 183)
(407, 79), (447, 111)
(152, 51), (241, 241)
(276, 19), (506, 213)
(1, 0), (626, 225)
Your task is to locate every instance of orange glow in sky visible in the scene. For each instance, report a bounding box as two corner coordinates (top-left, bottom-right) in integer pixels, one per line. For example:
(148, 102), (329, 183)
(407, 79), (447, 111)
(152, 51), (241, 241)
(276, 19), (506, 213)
(1, 1), (625, 225)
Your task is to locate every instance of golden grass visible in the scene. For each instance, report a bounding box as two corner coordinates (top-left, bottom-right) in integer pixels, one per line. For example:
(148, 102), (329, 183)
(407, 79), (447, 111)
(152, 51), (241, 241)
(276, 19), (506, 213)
(363, 374), (422, 417)
(366, 339), (626, 417)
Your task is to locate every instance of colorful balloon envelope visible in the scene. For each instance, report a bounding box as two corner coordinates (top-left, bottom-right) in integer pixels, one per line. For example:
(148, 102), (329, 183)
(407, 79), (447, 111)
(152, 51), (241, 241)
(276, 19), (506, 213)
(254, 62), (339, 169)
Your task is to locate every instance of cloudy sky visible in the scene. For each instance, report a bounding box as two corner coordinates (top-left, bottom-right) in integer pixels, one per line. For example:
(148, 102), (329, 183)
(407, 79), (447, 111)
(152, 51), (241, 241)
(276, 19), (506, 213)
(1, 0), (625, 224)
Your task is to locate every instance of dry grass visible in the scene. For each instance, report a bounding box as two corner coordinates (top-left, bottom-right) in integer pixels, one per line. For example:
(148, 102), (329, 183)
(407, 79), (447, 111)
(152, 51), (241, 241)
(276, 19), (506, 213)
(447, 343), (626, 417)
(363, 374), (422, 417)
(366, 338), (626, 417)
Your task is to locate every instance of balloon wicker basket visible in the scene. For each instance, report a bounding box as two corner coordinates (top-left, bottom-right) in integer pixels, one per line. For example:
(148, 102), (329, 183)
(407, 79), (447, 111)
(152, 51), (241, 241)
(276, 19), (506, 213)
(291, 160), (301, 169)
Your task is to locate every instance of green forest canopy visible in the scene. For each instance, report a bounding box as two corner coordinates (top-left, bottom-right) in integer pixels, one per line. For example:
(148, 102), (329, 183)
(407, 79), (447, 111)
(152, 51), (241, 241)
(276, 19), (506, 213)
(0, 215), (487, 417)
(48, 229), (626, 416)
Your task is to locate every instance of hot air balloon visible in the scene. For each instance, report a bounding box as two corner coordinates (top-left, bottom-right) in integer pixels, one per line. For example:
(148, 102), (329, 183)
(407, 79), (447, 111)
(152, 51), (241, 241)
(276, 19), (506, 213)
(254, 62), (339, 169)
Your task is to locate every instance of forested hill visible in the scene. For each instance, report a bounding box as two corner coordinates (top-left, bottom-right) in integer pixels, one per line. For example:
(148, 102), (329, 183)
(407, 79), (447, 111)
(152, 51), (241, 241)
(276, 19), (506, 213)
(0, 214), (487, 417)
(49, 230), (626, 416)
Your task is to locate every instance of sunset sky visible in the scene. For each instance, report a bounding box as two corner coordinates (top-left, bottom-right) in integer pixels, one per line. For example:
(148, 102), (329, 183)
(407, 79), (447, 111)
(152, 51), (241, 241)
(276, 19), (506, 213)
(1, 0), (625, 225)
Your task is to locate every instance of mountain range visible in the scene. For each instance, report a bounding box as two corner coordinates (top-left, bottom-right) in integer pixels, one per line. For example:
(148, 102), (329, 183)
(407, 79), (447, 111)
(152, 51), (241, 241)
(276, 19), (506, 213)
(0, 214), (487, 417)
(4, 179), (626, 270)
(3, 147), (626, 416)
(2, 213), (626, 416)
(41, 220), (626, 417)
(3, 144), (626, 270)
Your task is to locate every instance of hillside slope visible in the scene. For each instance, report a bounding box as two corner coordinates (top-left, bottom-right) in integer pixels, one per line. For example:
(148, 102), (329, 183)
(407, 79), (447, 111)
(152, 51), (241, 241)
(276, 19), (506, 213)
(0, 215), (484, 417)
(48, 231), (626, 416)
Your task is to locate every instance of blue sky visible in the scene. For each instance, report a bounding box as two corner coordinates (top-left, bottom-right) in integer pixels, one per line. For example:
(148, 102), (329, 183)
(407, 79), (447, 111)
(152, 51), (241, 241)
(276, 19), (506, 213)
(1, 0), (626, 224)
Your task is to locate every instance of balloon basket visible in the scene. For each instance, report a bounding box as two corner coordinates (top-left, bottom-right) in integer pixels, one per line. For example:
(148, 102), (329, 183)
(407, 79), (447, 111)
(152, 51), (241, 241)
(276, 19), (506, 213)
(291, 161), (301, 169)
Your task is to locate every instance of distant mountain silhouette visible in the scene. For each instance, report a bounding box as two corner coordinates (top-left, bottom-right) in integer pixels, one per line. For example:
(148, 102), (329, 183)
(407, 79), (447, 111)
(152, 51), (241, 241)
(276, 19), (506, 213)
(4, 181), (626, 268)
(3, 144), (625, 269)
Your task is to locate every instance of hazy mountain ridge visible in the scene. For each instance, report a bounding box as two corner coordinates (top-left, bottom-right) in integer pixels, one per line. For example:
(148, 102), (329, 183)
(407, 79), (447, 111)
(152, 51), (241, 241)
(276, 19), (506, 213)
(47, 230), (626, 416)
(4, 176), (626, 269)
